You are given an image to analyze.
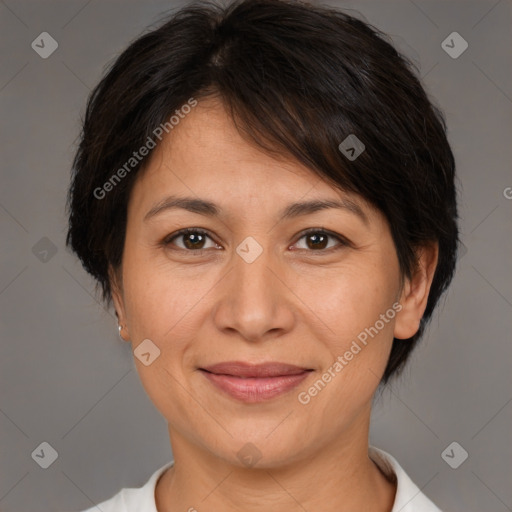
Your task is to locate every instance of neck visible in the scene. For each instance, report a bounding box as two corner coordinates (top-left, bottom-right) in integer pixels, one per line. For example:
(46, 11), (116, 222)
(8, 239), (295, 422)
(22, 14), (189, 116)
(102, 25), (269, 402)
(155, 419), (396, 512)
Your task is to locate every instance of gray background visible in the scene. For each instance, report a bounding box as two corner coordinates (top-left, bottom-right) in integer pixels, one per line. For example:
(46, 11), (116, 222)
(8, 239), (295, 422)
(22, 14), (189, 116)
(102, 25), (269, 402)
(1, 0), (511, 511)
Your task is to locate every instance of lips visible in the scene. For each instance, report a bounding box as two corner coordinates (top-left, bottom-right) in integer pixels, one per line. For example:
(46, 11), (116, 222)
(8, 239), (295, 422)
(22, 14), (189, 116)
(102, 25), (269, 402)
(200, 361), (312, 378)
(198, 361), (313, 403)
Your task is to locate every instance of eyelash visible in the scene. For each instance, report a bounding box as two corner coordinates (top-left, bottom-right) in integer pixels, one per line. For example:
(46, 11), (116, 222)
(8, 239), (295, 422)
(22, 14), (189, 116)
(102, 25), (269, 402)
(162, 227), (351, 254)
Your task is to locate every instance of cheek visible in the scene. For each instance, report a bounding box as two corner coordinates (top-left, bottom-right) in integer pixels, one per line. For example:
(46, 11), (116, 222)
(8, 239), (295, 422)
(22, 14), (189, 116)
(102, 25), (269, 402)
(123, 271), (196, 343)
(295, 262), (398, 352)
(121, 236), (172, 327)
(120, 254), (203, 418)
(294, 263), (398, 412)
(121, 243), (219, 354)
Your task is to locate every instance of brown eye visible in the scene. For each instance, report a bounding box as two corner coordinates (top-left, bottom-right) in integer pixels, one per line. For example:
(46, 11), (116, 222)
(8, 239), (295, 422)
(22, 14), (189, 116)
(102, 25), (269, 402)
(293, 229), (349, 252)
(164, 229), (218, 251)
(181, 232), (207, 250)
(305, 232), (329, 250)
(163, 228), (349, 255)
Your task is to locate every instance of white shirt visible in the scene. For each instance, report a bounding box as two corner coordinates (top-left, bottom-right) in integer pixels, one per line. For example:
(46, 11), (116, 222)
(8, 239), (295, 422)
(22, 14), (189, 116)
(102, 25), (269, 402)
(79, 446), (442, 511)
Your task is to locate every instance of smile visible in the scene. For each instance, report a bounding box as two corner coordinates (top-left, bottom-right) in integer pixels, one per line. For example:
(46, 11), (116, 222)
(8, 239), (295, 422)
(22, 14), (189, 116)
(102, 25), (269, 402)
(198, 361), (314, 403)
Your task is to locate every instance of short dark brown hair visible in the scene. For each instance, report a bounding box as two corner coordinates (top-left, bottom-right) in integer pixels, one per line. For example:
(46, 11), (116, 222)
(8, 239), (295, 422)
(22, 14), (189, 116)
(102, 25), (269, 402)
(66, 0), (460, 383)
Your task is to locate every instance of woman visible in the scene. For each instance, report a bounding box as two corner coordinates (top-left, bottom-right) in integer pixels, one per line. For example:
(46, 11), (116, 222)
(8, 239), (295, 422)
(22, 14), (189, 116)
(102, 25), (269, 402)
(67, 0), (459, 510)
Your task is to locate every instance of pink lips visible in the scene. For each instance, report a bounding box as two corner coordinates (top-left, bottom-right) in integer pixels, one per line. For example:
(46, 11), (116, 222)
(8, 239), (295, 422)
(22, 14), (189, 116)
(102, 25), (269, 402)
(199, 361), (313, 403)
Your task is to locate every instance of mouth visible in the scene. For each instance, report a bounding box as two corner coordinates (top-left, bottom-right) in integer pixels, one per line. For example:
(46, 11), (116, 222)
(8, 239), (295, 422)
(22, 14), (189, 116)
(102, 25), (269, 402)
(198, 361), (314, 402)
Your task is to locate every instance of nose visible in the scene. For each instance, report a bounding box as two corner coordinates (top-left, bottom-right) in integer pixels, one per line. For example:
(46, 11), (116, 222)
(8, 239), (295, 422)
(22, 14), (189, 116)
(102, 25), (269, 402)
(211, 241), (295, 343)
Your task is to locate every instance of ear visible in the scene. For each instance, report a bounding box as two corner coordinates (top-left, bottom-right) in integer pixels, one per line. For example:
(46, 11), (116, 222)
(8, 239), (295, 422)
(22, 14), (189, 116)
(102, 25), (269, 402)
(109, 265), (130, 342)
(394, 242), (439, 340)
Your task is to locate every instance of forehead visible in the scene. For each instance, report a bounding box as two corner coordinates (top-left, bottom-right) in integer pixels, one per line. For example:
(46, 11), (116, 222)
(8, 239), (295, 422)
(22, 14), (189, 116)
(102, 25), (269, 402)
(144, 98), (318, 184)
(129, 97), (376, 222)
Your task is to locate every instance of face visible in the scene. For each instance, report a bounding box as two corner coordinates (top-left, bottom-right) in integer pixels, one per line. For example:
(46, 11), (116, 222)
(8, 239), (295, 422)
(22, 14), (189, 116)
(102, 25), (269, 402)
(112, 97), (436, 467)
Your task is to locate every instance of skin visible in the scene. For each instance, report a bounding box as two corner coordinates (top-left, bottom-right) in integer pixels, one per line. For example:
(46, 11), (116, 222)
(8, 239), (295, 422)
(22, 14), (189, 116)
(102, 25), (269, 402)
(111, 97), (438, 512)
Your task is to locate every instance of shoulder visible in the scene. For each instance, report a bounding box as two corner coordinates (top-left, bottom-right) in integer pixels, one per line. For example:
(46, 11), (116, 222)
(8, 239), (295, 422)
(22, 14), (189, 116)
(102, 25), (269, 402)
(369, 446), (442, 512)
(78, 461), (174, 512)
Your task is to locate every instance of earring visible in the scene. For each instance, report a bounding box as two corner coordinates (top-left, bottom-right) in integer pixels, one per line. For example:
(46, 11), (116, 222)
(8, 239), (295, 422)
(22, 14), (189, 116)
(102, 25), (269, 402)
(118, 324), (125, 341)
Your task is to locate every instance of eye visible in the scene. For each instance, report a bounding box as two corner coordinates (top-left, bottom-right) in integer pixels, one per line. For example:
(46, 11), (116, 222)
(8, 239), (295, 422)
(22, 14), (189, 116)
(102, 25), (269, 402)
(163, 228), (220, 251)
(292, 228), (350, 252)
(162, 227), (351, 254)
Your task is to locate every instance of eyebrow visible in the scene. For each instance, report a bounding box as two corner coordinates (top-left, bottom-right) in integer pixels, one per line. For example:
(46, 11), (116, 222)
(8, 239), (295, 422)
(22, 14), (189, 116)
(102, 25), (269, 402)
(143, 195), (369, 225)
